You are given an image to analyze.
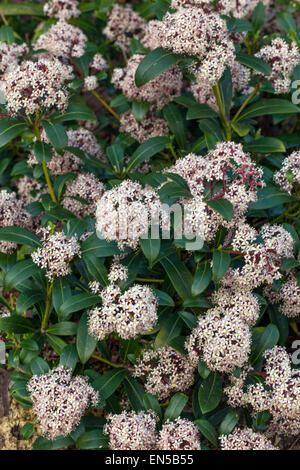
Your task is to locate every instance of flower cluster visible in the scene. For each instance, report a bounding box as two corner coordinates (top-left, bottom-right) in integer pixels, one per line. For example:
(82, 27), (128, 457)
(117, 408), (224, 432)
(88, 264), (158, 340)
(256, 38), (299, 94)
(221, 223), (294, 289)
(264, 273), (300, 318)
(186, 287), (259, 372)
(226, 346), (300, 436)
(157, 418), (201, 450)
(62, 173), (105, 218)
(274, 150), (300, 194)
(16, 176), (45, 205)
(112, 55), (183, 111)
(43, 0), (80, 20)
(2, 58), (73, 115)
(0, 190), (29, 253)
(171, 0), (271, 19)
(31, 227), (81, 280)
(120, 110), (169, 143)
(96, 180), (167, 250)
(28, 127), (105, 175)
(158, 7), (235, 85)
(166, 142), (264, 242)
(0, 41), (28, 74)
(220, 428), (277, 450)
(133, 346), (195, 400)
(103, 4), (146, 51)
(27, 366), (98, 440)
(34, 20), (87, 59)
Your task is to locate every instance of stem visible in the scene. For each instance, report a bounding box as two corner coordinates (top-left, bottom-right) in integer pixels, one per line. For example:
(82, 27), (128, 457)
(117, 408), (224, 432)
(135, 277), (164, 283)
(90, 89), (120, 120)
(213, 84), (231, 141)
(34, 118), (57, 203)
(232, 83), (260, 123)
(169, 141), (178, 160)
(42, 282), (53, 332)
(91, 354), (123, 368)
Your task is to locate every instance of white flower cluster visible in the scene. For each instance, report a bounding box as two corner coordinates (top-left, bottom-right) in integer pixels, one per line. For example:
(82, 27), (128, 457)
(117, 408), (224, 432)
(27, 366), (98, 440)
(16, 176), (46, 205)
(43, 0), (80, 20)
(264, 273), (300, 318)
(226, 346), (300, 437)
(158, 7), (235, 86)
(2, 58), (73, 115)
(222, 223), (294, 290)
(62, 172), (105, 218)
(220, 428), (277, 450)
(103, 4), (146, 51)
(0, 41), (28, 74)
(112, 54), (183, 110)
(133, 346), (195, 400)
(141, 20), (164, 51)
(120, 110), (169, 143)
(90, 53), (108, 73)
(274, 150), (300, 194)
(171, 0), (271, 19)
(166, 142), (264, 242)
(157, 418), (201, 450)
(0, 190), (29, 253)
(256, 38), (299, 94)
(84, 75), (98, 91)
(34, 20), (87, 59)
(104, 410), (159, 450)
(31, 226), (81, 280)
(186, 287), (260, 372)
(88, 264), (158, 340)
(96, 180), (167, 250)
(28, 128), (105, 175)
(191, 61), (250, 112)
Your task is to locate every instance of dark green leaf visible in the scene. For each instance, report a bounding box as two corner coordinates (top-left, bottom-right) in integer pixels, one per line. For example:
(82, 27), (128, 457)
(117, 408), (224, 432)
(206, 199), (234, 222)
(212, 250), (231, 282)
(198, 372), (223, 414)
(76, 312), (97, 364)
(192, 262), (212, 296)
(164, 393), (188, 421)
(135, 47), (180, 87)
(194, 419), (218, 447)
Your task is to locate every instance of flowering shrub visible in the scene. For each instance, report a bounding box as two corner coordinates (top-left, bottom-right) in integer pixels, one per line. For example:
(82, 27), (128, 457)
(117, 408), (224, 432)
(0, 0), (300, 452)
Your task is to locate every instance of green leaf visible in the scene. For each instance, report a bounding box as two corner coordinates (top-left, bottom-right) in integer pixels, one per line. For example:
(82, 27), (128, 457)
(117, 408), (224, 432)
(47, 321), (78, 336)
(186, 104), (218, 120)
(0, 118), (28, 147)
(198, 372), (223, 414)
(268, 305), (289, 346)
(106, 143), (124, 174)
(46, 334), (67, 355)
(192, 262), (212, 296)
(250, 324), (279, 366)
(164, 393), (188, 421)
(30, 357), (50, 376)
(206, 199), (234, 222)
(34, 436), (74, 451)
(5, 259), (40, 289)
(178, 310), (198, 329)
(59, 344), (78, 371)
(93, 368), (127, 399)
(143, 393), (162, 419)
(154, 312), (183, 350)
(132, 100), (150, 122)
(183, 296), (211, 308)
(212, 250), (231, 282)
(83, 255), (108, 287)
(236, 99), (299, 122)
(76, 430), (108, 450)
(126, 136), (169, 172)
(194, 419), (218, 447)
(16, 290), (44, 314)
(140, 235), (161, 264)
(152, 288), (175, 307)
(81, 234), (121, 257)
(244, 137), (285, 153)
(163, 103), (186, 149)
(56, 104), (96, 122)
(20, 423), (34, 440)
(0, 226), (41, 248)
(160, 253), (192, 299)
(135, 47), (180, 87)
(282, 257), (300, 271)
(252, 2), (266, 32)
(219, 410), (239, 435)
(59, 293), (99, 317)
(76, 312), (97, 364)
(0, 315), (37, 334)
(198, 359), (211, 379)
(236, 52), (271, 76)
(123, 376), (145, 412)
(249, 183), (296, 210)
(52, 277), (72, 319)
(33, 141), (52, 163)
(0, 25), (15, 44)
(42, 120), (68, 150)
